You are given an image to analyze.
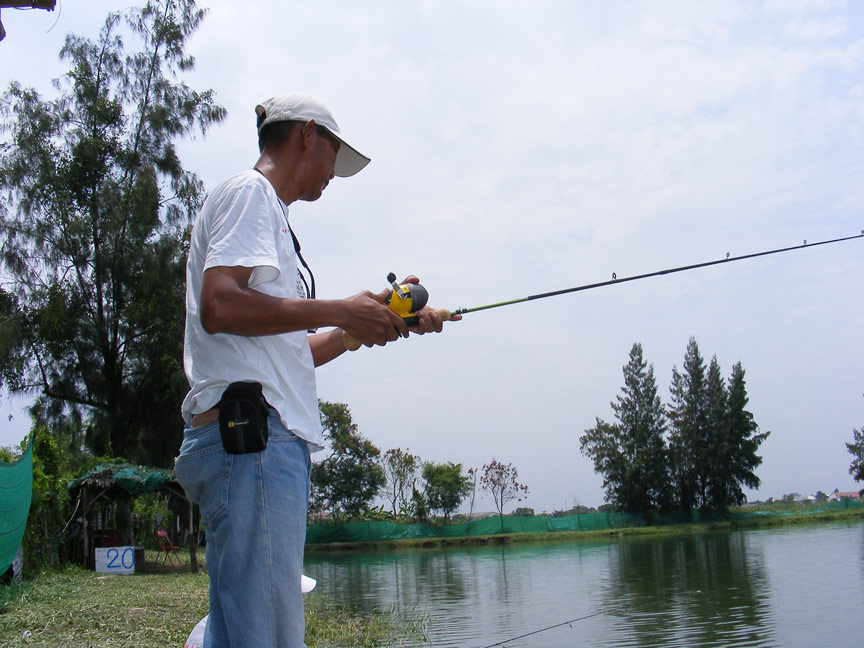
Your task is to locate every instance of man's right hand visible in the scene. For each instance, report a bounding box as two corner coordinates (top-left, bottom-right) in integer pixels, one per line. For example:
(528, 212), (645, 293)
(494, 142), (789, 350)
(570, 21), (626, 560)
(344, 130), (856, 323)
(339, 289), (410, 347)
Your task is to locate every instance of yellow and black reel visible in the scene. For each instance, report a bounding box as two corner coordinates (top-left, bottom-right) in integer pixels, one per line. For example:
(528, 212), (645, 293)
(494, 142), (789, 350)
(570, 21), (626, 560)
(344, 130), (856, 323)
(384, 272), (428, 326)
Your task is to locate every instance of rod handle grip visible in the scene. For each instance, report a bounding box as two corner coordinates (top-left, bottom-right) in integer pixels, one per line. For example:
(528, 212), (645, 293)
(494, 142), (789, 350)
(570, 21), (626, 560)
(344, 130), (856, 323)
(341, 308), (455, 351)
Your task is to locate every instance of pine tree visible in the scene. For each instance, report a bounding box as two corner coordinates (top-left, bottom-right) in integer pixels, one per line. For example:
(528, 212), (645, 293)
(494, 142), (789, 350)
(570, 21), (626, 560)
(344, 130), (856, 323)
(0, 0), (225, 465)
(667, 337), (707, 512)
(581, 343), (669, 513)
(702, 356), (728, 511)
(847, 425), (864, 485)
(667, 343), (768, 513)
(721, 362), (769, 507)
(580, 419), (628, 507)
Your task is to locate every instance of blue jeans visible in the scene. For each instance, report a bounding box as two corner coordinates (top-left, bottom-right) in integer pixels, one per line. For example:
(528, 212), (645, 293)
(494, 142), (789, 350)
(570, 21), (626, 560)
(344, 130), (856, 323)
(174, 412), (311, 648)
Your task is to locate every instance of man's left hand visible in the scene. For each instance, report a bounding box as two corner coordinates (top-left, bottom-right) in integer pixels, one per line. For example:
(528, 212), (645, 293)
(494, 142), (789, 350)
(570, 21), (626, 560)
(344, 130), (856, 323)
(399, 275), (462, 334)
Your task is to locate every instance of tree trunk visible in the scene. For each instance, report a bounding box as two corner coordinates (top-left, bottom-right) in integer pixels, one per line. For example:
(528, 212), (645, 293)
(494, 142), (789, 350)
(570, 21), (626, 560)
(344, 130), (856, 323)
(116, 495), (133, 546)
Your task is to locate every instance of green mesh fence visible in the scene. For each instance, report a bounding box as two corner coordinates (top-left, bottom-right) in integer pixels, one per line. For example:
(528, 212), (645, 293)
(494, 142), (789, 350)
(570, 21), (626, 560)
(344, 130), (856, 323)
(730, 499), (864, 518)
(306, 510), (643, 545)
(306, 499), (864, 545)
(0, 437), (33, 575)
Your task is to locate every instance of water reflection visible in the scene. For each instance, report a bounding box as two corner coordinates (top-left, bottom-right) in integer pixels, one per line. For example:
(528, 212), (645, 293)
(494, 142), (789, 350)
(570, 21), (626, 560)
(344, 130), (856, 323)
(860, 522), (864, 586)
(598, 533), (775, 647)
(306, 548), (470, 614)
(304, 522), (864, 648)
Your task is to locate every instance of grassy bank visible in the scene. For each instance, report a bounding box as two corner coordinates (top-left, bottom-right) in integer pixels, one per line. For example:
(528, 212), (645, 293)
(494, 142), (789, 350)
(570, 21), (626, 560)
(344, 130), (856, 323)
(305, 505), (864, 553)
(0, 559), (425, 648)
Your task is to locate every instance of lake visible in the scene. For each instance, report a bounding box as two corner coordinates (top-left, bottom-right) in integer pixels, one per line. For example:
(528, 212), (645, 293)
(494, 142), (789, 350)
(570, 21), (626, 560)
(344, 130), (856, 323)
(304, 520), (864, 647)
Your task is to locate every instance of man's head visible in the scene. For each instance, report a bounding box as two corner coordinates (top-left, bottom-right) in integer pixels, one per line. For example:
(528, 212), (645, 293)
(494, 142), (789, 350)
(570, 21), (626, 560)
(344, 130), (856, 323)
(255, 93), (370, 178)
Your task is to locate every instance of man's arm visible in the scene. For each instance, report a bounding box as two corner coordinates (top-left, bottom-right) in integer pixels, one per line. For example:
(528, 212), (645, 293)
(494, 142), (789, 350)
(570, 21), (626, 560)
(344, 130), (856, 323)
(200, 265), (409, 345)
(308, 328), (348, 366)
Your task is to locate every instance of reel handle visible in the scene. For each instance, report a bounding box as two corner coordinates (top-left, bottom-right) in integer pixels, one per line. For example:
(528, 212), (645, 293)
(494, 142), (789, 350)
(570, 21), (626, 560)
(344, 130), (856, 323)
(341, 308), (454, 351)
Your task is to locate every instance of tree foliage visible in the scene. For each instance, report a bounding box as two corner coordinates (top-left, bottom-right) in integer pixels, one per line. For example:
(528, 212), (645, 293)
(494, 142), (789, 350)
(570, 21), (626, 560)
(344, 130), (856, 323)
(583, 338), (768, 515)
(668, 339), (768, 513)
(580, 343), (669, 514)
(310, 401), (386, 519)
(717, 362), (770, 508)
(480, 459), (528, 529)
(465, 466), (478, 516)
(0, 0), (225, 466)
(667, 338), (708, 512)
(847, 425), (864, 484)
(421, 461), (471, 521)
(702, 356), (728, 508)
(380, 447), (417, 516)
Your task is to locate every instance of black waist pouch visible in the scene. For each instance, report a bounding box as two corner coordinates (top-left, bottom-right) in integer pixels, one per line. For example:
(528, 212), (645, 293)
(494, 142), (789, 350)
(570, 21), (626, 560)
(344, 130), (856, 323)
(218, 382), (269, 454)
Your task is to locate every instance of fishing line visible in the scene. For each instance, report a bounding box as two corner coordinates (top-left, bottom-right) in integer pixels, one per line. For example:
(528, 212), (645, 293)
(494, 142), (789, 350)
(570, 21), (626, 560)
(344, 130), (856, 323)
(473, 589), (730, 648)
(474, 604), (628, 648)
(449, 231), (864, 317)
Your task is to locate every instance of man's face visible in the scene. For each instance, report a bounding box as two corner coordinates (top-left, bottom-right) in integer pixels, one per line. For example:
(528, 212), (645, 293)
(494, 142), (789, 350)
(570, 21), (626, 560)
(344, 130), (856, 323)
(301, 126), (340, 202)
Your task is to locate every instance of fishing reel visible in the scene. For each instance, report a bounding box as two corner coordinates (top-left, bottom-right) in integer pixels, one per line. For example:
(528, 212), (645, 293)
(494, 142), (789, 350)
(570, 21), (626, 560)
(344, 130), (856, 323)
(383, 272), (428, 326)
(341, 272), (431, 351)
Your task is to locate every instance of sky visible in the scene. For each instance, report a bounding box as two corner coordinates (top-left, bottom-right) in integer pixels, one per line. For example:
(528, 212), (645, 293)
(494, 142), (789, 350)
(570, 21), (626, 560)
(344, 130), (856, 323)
(0, 0), (862, 513)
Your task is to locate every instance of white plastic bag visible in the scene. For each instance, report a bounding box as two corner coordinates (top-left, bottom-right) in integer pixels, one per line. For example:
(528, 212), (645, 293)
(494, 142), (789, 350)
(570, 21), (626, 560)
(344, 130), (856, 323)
(184, 614), (208, 648)
(300, 574), (317, 594)
(184, 575), (317, 648)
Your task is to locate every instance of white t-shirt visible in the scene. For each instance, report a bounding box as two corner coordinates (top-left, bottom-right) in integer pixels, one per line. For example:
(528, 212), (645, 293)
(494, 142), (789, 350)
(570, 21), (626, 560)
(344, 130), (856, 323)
(181, 170), (323, 450)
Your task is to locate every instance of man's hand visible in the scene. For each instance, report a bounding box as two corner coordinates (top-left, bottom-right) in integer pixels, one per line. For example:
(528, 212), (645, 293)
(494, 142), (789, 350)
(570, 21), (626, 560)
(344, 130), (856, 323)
(398, 275), (462, 335)
(410, 305), (462, 334)
(340, 289), (409, 347)
(338, 275), (461, 351)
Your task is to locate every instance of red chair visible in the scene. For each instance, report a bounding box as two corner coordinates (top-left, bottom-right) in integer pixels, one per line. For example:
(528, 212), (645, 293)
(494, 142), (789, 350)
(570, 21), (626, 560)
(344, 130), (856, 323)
(155, 530), (183, 567)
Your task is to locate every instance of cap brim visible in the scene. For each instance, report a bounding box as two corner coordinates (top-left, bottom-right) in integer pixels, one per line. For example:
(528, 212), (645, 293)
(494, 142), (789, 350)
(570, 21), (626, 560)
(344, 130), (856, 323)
(333, 138), (370, 178)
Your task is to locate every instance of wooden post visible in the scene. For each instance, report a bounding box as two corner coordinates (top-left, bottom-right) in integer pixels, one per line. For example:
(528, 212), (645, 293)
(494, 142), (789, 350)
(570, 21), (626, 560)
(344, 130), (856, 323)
(188, 500), (198, 572)
(81, 489), (89, 568)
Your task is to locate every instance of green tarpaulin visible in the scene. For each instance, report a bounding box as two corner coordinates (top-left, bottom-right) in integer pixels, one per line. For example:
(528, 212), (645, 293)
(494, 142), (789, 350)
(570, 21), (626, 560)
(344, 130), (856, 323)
(0, 437), (33, 576)
(67, 464), (174, 496)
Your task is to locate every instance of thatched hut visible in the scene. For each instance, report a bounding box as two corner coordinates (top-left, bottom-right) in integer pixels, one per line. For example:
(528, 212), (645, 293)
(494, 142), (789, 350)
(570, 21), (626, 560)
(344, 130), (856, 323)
(67, 463), (198, 571)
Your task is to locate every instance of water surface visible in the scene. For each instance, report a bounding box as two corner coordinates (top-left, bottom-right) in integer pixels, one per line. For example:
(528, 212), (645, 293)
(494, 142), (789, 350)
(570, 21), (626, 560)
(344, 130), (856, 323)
(305, 521), (864, 647)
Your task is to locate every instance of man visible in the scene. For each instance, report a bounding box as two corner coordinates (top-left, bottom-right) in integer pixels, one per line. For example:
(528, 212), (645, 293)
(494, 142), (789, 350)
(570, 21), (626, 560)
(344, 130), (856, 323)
(174, 92), (456, 648)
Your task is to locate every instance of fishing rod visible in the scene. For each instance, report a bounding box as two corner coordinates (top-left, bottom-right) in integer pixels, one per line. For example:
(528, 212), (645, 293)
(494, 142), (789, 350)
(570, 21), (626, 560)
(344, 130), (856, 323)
(341, 231), (862, 350)
(443, 231), (863, 319)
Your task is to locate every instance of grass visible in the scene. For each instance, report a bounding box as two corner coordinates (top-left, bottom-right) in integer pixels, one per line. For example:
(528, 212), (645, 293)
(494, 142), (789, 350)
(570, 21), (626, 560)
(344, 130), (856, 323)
(304, 594), (427, 648)
(0, 565), (207, 648)
(0, 553), (426, 648)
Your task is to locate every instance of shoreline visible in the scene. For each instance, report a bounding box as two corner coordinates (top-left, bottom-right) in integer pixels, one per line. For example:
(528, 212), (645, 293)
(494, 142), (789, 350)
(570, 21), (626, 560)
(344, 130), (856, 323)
(305, 506), (864, 553)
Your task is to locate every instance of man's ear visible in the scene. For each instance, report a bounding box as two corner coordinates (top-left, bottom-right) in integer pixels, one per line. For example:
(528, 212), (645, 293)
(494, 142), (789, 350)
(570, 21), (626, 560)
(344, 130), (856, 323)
(300, 120), (317, 148)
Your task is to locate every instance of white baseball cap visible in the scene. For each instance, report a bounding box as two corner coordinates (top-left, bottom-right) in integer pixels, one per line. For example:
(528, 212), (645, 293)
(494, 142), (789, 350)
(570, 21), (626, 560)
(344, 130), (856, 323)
(255, 93), (371, 178)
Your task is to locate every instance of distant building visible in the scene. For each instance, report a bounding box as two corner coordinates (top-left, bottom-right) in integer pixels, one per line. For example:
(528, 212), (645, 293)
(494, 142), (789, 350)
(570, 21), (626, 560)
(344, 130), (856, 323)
(307, 511), (332, 523)
(828, 491), (861, 502)
(739, 501), (762, 508)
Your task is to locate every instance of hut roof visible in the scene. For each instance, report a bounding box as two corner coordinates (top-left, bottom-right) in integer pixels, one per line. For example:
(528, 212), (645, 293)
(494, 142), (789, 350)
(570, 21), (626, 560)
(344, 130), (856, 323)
(68, 463), (175, 496)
